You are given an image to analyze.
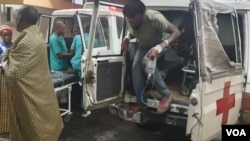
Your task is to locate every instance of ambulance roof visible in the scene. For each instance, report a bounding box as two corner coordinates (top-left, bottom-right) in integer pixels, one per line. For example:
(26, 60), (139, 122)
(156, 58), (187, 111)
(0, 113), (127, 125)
(52, 2), (123, 17)
(215, 0), (250, 10)
(141, 0), (236, 13)
(141, 0), (190, 10)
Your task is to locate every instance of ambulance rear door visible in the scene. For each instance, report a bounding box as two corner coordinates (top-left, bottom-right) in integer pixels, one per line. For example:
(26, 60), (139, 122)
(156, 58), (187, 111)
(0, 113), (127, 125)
(38, 14), (52, 45)
(82, 1), (125, 110)
(186, 0), (244, 140)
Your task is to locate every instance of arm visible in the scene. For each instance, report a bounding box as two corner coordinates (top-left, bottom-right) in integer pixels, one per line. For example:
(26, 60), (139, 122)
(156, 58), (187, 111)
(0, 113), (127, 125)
(50, 36), (73, 59)
(148, 13), (181, 60)
(159, 22), (181, 49)
(69, 35), (78, 56)
(121, 32), (135, 52)
(57, 51), (73, 59)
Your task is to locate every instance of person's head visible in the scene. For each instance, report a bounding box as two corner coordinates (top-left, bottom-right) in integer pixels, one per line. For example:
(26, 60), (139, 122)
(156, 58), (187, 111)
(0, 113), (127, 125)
(123, 0), (146, 30)
(14, 5), (39, 32)
(0, 25), (12, 45)
(54, 21), (66, 36)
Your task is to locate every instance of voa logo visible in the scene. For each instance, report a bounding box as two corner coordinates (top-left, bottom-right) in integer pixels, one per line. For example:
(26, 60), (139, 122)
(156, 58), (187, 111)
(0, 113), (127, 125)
(226, 129), (247, 136)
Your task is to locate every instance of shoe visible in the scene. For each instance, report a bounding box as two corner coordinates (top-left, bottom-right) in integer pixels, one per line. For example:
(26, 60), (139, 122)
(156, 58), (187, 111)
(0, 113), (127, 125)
(157, 96), (172, 113)
(127, 105), (146, 116)
(82, 111), (91, 118)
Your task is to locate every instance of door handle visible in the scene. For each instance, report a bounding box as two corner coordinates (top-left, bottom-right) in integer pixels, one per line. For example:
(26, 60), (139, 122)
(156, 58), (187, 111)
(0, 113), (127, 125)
(97, 60), (109, 63)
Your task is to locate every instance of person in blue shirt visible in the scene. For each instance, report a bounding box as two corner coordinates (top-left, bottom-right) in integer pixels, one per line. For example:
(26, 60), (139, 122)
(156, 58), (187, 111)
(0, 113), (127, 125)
(0, 25), (12, 58)
(49, 21), (72, 71)
(70, 25), (99, 77)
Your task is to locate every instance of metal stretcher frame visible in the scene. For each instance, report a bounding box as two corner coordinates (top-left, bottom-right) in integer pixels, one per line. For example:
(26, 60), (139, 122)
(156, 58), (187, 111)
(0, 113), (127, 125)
(51, 72), (80, 121)
(54, 82), (75, 117)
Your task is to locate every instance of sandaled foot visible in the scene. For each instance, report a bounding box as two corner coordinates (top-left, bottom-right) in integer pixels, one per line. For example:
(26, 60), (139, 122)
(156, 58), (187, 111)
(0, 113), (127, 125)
(127, 105), (146, 117)
(157, 96), (172, 113)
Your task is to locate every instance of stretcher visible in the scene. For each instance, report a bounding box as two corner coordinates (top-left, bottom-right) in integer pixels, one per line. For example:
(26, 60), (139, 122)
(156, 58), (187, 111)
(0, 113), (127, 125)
(51, 71), (80, 122)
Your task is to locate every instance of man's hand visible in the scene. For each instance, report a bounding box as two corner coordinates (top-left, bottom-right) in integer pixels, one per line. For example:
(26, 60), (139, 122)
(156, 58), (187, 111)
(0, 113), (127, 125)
(121, 38), (130, 52)
(148, 45), (163, 60)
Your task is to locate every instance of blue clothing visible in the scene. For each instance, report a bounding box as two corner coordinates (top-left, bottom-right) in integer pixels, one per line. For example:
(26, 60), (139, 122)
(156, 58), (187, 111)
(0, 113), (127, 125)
(84, 33), (99, 49)
(70, 34), (99, 76)
(49, 33), (68, 71)
(133, 44), (170, 105)
(70, 35), (83, 76)
(0, 41), (11, 55)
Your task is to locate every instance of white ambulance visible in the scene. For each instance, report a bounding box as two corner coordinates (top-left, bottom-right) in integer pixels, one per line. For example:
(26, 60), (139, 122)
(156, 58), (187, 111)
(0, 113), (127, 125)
(39, 0), (250, 140)
(81, 0), (250, 141)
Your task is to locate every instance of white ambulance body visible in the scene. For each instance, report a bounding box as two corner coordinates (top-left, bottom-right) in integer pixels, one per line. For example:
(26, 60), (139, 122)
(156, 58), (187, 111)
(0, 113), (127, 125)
(82, 0), (250, 141)
(214, 0), (250, 124)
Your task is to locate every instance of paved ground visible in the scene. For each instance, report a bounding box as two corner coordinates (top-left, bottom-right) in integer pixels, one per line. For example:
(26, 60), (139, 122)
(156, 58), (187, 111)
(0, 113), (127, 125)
(58, 84), (191, 141)
(59, 106), (191, 141)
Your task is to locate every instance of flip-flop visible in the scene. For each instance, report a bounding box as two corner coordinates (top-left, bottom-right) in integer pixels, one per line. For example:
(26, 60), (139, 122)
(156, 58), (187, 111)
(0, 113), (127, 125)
(157, 96), (172, 114)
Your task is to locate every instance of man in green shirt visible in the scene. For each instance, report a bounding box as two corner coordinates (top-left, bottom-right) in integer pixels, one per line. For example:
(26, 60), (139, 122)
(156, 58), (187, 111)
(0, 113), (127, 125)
(121, 0), (181, 113)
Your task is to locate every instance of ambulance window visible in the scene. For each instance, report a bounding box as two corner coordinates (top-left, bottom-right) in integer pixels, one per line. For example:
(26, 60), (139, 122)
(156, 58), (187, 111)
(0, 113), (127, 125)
(38, 15), (51, 44)
(116, 16), (124, 39)
(79, 15), (104, 49)
(99, 15), (124, 55)
(100, 16), (123, 40)
(95, 19), (106, 47)
(54, 17), (76, 38)
(237, 14), (244, 64)
(53, 17), (78, 49)
(217, 13), (241, 63)
(100, 17), (110, 47)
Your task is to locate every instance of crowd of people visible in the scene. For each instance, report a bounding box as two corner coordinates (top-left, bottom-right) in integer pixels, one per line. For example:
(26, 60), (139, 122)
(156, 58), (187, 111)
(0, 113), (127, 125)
(0, 0), (181, 140)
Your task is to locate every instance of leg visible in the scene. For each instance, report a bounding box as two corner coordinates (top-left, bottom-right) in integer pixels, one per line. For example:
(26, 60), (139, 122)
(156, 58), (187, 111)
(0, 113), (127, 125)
(150, 68), (170, 99)
(132, 47), (148, 105)
(150, 63), (172, 113)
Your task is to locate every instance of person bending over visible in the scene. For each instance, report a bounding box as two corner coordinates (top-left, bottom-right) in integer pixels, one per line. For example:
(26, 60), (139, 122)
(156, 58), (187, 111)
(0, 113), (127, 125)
(121, 0), (181, 113)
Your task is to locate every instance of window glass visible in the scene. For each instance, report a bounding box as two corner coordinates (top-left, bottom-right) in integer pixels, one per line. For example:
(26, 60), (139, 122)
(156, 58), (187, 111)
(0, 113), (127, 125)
(38, 15), (51, 43)
(79, 15), (104, 49)
(53, 17), (78, 49)
(217, 13), (241, 63)
(100, 16), (110, 47)
(116, 16), (124, 39)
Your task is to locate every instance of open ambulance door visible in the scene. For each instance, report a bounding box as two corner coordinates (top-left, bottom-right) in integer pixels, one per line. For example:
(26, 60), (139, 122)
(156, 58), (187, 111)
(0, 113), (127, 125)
(83, 0), (125, 110)
(186, 0), (244, 141)
(38, 14), (52, 66)
(38, 15), (52, 45)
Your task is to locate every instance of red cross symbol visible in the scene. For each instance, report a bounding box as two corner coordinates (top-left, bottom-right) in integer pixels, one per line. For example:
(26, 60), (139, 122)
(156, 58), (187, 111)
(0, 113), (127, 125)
(216, 81), (235, 124)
